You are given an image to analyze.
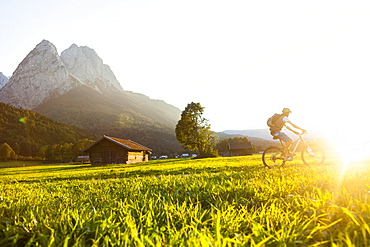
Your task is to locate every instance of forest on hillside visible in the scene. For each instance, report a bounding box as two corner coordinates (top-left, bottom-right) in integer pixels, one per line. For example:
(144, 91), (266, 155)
(0, 102), (96, 158)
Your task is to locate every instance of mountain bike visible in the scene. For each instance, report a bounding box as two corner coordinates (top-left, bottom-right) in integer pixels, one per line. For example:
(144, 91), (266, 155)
(262, 133), (325, 169)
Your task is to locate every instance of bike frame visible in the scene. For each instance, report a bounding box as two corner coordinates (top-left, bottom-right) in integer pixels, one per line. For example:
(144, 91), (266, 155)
(279, 134), (314, 156)
(262, 133), (323, 168)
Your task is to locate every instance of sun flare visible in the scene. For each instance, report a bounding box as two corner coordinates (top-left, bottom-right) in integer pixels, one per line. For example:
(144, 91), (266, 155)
(323, 128), (370, 164)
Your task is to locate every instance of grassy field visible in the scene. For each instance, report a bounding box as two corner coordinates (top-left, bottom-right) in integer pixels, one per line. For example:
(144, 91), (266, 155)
(1, 155), (370, 246)
(0, 160), (51, 168)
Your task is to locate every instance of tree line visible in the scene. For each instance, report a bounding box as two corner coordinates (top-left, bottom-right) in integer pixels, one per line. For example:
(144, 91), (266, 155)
(0, 139), (95, 162)
(0, 102), (95, 159)
(38, 139), (94, 161)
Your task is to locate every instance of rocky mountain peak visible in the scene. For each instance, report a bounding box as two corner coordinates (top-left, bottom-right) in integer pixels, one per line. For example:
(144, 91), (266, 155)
(0, 40), (124, 109)
(0, 40), (83, 109)
(61, 44), (123, 92)
(37, 39), (57, 51)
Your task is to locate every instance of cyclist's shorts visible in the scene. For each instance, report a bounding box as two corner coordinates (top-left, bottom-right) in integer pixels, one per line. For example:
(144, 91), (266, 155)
(272, 131), (291, 142)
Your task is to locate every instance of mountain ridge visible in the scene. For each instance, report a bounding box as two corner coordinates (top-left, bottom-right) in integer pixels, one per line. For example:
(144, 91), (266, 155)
(33, 85), (181, 153)
(60, 43), (123, 92)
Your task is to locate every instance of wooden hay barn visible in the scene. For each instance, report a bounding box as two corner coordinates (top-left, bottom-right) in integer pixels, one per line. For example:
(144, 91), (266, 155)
(227, 142), (253, 156)
(82, 135), (152, 165)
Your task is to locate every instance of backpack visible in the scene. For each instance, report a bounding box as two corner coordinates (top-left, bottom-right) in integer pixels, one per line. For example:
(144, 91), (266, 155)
(267, 113), (282, 128)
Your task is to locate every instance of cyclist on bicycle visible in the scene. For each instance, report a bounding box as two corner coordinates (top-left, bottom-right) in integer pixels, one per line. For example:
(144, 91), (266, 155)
(269, 108), (306, 156)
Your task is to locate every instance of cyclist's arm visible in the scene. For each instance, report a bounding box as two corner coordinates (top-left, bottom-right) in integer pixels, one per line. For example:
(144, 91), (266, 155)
(285, 121), (305, 134)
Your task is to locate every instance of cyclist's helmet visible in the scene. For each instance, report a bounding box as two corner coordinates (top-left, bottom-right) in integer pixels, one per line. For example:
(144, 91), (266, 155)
(282, 108), (292, 114)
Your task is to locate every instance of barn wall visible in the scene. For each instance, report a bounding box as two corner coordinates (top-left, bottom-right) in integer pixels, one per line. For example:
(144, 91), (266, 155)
(230, 149), (253, 156)
(127, 151), (148, 164)
(88, 139), (129, 165)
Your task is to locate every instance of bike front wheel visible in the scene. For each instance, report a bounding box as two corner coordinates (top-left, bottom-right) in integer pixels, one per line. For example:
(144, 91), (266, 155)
(262, 146), (286, 169)
(301, 144), (325, 165)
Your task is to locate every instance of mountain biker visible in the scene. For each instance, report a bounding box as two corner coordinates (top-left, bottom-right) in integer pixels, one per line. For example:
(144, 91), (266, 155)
(270, 108), (306, 156)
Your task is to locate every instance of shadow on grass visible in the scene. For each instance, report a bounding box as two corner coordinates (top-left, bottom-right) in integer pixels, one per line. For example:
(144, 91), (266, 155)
(0, 164), (92, 176)
(4, 161), (262, 184)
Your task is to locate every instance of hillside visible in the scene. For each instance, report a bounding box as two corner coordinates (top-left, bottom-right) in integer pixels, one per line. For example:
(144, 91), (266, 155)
(34, 85), (182, 154)
(0, 102), (96, 156)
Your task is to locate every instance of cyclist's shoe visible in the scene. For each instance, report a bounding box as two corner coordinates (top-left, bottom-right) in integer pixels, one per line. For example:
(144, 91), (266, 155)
(283, 156), (293, 161)
(281, 153), (295, 161)
(289, 152), (296, 157)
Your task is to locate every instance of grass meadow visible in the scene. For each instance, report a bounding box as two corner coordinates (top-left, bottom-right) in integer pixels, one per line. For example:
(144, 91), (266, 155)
(0, 161), (50, 168)
(1, 154), (370, 246)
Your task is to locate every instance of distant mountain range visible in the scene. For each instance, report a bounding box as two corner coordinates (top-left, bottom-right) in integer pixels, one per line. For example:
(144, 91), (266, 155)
(218, 128), (327, 152)
(221, 129), (325, 141)
(222, 129), (273, 140)
(216, 130), (279, 152)
(0, 40), (182, 154)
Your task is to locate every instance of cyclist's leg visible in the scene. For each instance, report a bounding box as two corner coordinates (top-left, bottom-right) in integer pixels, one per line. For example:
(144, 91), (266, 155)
(284, 139), (292, 155)
(275, 132), (292, 155)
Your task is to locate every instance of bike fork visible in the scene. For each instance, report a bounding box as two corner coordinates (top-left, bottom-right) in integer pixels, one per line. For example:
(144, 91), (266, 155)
(307, 146), (315, 156)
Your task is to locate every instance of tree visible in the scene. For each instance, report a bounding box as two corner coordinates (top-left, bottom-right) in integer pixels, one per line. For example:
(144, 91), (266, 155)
(73, 138), (95, 156)
(175, 102), (218, 157)
(0, 143), (16, 160)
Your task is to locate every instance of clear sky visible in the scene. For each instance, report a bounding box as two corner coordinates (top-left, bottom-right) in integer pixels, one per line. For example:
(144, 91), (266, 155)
(1, 0), (370, 153)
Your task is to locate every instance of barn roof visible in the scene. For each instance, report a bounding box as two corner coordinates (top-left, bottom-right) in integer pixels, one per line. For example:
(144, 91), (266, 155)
(82, 135), (152, 152)
(228, 142), (253, 150)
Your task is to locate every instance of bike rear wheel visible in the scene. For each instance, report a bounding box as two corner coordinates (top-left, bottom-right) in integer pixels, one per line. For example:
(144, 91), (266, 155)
(301, 144), (325, 165)
(262, 146), (286, 169)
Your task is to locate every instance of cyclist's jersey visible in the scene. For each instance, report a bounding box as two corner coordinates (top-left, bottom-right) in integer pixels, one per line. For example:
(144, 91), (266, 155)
(270, 115), (289, 132)
(282, 117), (289, 124)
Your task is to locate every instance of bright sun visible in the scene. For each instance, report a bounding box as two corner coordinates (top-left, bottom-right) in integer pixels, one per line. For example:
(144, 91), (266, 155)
(300, 105), (370, 165)
(322, 126), (370, 163)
